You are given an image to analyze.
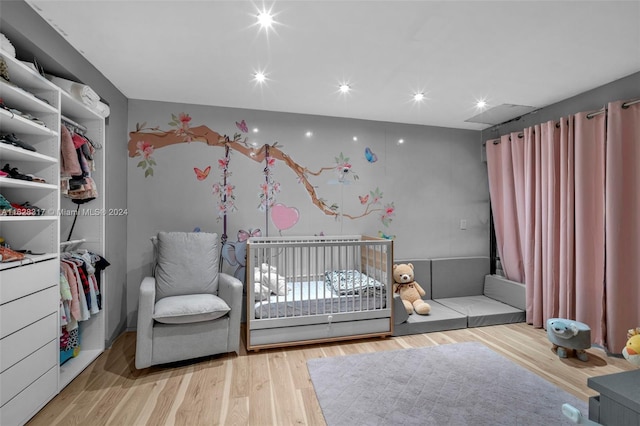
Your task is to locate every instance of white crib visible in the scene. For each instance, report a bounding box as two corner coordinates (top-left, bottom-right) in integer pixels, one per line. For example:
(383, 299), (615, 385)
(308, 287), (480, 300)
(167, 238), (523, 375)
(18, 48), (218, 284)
(245, 235), (393, 350)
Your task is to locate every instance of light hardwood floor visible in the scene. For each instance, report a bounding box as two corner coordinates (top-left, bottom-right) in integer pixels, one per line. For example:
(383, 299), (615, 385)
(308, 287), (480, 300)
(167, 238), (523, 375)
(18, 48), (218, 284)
(28, 323), (635, 426)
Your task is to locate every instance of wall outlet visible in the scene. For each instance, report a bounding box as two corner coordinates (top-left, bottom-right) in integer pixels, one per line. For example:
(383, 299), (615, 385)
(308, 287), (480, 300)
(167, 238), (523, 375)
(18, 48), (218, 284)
(460, 219), (467, 230)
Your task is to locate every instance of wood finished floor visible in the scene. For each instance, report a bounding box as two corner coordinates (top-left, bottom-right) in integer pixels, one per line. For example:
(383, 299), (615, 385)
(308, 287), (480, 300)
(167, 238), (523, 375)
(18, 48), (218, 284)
(28, 323), (635, 426)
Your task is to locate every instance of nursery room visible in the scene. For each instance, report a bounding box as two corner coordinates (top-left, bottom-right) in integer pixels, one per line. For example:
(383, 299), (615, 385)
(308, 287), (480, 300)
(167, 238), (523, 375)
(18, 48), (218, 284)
(1, 1), (639, 425)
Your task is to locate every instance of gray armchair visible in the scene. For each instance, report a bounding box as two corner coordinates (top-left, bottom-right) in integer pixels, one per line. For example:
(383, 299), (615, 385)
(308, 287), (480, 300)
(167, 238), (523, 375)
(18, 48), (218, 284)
(135, 231), (242, 369)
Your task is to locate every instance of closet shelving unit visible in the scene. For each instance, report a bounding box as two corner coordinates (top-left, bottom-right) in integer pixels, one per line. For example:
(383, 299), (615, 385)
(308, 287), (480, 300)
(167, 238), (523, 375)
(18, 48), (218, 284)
(58, 90), (106, 389)
(0, 51), (107, 425)
(0, 52), (61, 426)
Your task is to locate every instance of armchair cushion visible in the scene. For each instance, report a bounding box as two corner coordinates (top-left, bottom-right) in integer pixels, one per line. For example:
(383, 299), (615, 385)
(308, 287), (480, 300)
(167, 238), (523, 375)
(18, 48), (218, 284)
(155, 231), (220, 300)
(153, 294), (230, 324)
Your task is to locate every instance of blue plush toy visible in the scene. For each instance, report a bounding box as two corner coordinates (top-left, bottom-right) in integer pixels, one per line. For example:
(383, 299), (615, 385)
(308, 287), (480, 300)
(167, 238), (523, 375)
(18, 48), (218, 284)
(547, 318), (591, 362)
(221, 228), (261, 282)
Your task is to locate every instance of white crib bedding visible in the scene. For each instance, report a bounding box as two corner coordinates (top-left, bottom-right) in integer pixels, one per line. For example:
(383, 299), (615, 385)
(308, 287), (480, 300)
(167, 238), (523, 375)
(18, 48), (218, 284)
(254, 279), (386, 319)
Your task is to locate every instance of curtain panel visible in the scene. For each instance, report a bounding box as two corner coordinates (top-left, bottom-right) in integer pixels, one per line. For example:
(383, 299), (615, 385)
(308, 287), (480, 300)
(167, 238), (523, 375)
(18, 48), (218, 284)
(485, 98), (639, 353)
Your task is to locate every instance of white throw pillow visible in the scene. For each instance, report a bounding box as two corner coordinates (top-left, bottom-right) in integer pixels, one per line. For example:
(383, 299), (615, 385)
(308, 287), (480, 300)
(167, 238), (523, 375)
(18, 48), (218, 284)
(153, 294), (230, 324)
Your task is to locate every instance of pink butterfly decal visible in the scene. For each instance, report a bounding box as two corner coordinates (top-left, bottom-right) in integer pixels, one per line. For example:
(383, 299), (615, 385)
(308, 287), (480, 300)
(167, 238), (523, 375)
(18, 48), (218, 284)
(359, 194), (369, 204)
(236, 119), (248, 133)
(237, 228), (262, 242)
(194, 166), (211, 181)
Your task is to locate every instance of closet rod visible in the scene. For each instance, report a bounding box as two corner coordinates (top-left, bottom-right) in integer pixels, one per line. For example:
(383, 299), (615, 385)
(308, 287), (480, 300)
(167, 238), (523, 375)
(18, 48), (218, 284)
(60, 238), (86, 252)
(61, 114), (87, 133)
(586, 98), (640, 119)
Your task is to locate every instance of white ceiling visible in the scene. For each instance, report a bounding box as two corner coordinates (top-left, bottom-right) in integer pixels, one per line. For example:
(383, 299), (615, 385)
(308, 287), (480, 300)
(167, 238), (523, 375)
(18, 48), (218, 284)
(27, 1), (640, 130)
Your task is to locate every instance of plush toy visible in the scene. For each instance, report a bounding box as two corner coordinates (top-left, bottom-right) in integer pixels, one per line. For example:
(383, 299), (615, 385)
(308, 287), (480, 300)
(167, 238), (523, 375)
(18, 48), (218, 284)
(221, 228), (261, 282)
(392, 263), (431, 315)
(546, 318), (591, 362)
(622, 328), (640, 367)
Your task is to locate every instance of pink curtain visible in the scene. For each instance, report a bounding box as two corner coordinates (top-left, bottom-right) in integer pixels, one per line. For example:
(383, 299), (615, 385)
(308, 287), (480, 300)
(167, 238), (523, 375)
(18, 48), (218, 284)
(486, 135), (524, 283)
(486, 98), (639, 353)
(605, 100), (640, 353)
(574, 111), (606, 346)
(522, 122), (565, 327)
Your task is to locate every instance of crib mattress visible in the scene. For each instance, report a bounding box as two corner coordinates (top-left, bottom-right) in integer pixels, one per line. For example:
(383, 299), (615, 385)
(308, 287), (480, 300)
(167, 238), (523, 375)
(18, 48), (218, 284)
(254, 280), (385, 319)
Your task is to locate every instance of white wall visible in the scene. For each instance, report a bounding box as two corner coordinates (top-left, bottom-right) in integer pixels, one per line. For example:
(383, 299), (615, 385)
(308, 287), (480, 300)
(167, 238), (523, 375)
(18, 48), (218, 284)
(126, 100), (489, 327)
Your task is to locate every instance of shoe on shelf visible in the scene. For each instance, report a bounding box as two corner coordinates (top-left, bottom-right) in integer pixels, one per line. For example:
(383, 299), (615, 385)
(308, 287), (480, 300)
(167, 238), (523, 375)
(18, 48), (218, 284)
(25, 174), (46, 183)
(2, 163), (34, 181)
(20, 112), (46, 127)
(0, 194), (16, 215)
(0, 133), (37, 152)
(20, 201), (45, 215)
(11, 203), (35, 216)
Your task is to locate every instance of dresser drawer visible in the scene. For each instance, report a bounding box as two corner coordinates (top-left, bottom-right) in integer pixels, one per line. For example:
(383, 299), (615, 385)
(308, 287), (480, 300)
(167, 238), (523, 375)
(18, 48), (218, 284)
(0, 365), (57, 426)
(0, 259), (58, 305)
(0, 339), (57, 406)
(0, 313), (57, 373)
(0, 286), (58, 339)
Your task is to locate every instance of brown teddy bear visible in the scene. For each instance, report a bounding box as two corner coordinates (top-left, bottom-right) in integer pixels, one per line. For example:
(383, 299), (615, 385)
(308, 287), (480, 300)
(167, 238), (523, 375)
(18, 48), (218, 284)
(392, 263), (431, 315)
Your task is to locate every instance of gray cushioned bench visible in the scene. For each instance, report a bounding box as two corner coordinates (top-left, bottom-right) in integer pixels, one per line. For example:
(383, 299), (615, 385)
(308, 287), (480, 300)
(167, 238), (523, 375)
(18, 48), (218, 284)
(392, 257), (525, 336)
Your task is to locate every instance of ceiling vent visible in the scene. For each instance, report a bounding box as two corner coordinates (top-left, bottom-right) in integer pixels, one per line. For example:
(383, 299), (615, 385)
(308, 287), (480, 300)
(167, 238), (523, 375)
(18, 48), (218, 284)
(465, 104), (538, 126)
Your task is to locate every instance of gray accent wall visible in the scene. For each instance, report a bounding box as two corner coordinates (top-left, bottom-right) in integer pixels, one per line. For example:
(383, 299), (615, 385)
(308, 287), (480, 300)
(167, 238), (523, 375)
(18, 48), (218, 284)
(1, 1), (129, 345)
(126, 100), (490, 328)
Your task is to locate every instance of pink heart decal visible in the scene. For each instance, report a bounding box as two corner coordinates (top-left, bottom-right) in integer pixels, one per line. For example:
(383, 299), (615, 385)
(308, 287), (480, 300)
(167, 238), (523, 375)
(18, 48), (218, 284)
(271, 203), (300, 231)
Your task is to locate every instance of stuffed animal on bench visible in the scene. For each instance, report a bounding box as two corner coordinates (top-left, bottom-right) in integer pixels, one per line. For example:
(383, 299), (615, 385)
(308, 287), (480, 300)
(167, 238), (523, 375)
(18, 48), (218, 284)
(546, 318), (591, 362)
(392, 263), (431, 315)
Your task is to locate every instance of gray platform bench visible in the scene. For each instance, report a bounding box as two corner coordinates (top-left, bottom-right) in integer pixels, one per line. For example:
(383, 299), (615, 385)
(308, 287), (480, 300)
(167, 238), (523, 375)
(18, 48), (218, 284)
(392, 257), (525, 336)
(392, 259), (468, 336)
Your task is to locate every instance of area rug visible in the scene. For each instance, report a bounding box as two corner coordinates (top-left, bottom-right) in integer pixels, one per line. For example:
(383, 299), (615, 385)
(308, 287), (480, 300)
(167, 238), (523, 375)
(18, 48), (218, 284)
(307, 341), (588, 426)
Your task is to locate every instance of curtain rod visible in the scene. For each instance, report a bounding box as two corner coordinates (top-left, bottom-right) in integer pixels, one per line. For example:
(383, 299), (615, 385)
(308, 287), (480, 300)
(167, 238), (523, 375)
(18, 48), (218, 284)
(491, 98), (639, 144)
(587, 98), (640, 119)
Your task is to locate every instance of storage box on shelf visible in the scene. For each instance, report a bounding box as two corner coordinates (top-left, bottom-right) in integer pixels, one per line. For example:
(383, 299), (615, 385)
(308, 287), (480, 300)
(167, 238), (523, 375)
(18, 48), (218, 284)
(0, 52), (61, 426)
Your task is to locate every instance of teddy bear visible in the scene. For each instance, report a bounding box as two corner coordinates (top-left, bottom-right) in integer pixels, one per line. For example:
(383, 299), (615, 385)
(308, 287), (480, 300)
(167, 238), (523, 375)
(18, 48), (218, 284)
(392, 263), (431, 315)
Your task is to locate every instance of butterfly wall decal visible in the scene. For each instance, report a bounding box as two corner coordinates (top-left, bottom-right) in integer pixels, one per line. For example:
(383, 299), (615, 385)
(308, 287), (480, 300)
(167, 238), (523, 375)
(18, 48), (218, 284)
(365, 147), (378, 163)
(194, 166), (211, 181)
(359, 194), (370, 204)
(378, 231), (395, 240)
(237, 228), (262, 242)
(236, 119), (248, 133)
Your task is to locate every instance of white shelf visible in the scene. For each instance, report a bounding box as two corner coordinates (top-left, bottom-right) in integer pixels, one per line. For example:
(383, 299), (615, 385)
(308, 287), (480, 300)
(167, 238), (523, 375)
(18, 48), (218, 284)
(0, 108), (57, 137)
(0, 52), (59, 95)
(58, 348), (103, 389)
(60, 91), (101, 121)
(0, 215), (57, 222)
(0, 143), (57, 163)
(0, 177), (57, 190)
(0, 81), (58, 115)
(0, 253), (58, 271)
(0, 48), (61, 426)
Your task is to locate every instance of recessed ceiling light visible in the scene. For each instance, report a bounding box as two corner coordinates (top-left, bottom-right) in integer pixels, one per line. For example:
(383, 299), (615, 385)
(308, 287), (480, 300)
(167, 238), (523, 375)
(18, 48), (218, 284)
(257, 9), (274, 30)
(254, 71), (266, 83)
(475, 99), (488, 109)
(398, 139), (405, 144)
(305, 131), (313, 137)
(253, 128), (259, 133)
(353, 136), (358, 141)
(413, 93), (425, 102)
(339, 83), (351, 94)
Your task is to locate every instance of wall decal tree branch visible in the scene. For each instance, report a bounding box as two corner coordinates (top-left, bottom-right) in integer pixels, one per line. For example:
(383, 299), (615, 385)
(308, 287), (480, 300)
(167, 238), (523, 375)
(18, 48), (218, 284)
(128, 117), (395, 225)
